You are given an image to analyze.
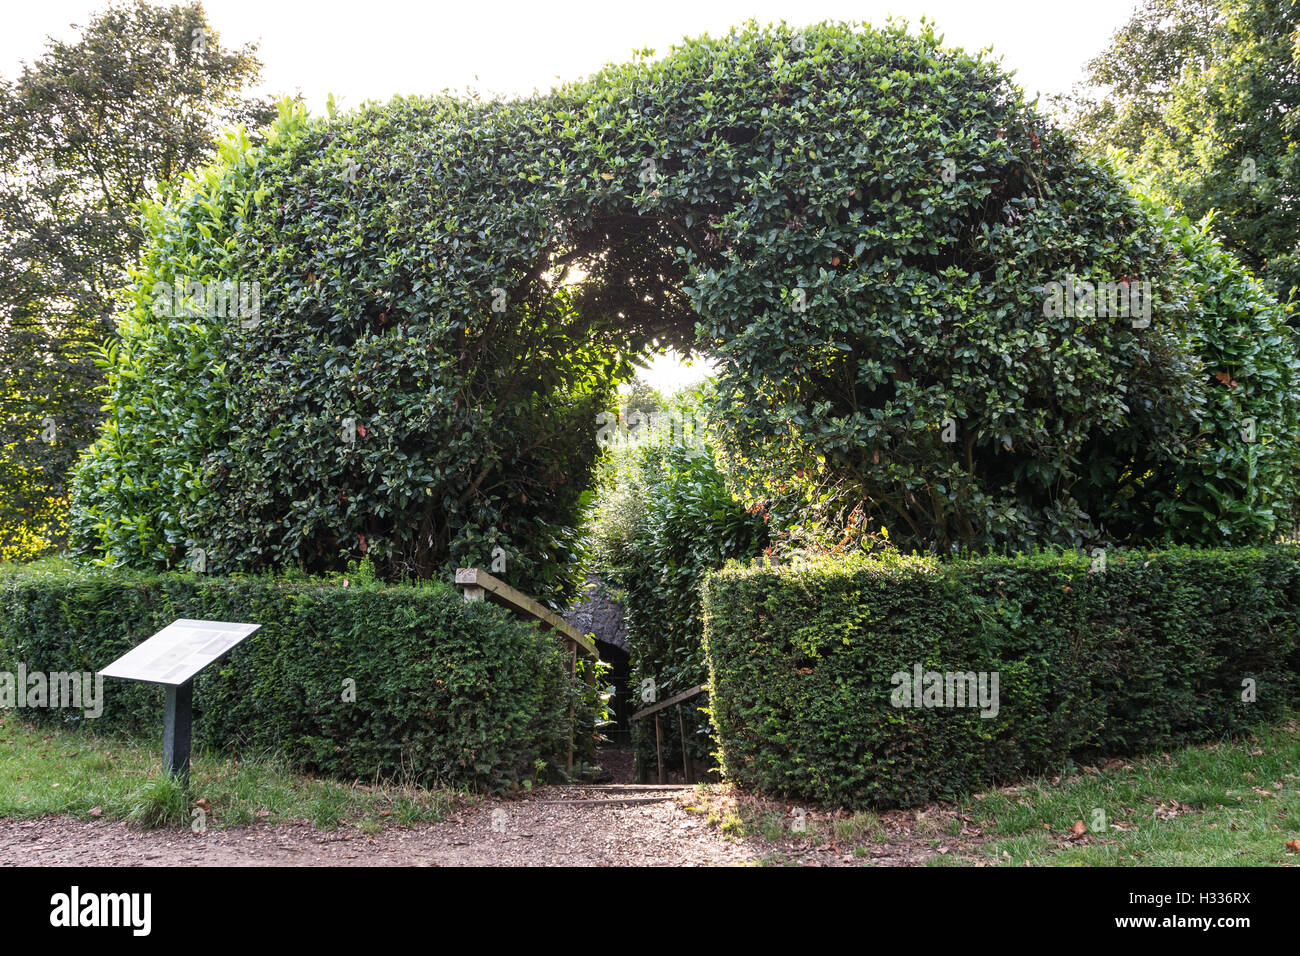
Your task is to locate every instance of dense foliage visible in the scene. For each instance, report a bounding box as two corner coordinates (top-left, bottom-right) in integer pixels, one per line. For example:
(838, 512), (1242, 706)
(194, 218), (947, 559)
(591, 415), (767, 770)
(0, 559), (587, 790)
(1132, 201), (1300, 542)
(1056, 0), (1224, 157)
(68, 19), (1300, 594)
(703, 546), (1300, 808)
(0, 0), (275, 560)
(69, 98), (620, 605)
(1146, 0), (1300, 308)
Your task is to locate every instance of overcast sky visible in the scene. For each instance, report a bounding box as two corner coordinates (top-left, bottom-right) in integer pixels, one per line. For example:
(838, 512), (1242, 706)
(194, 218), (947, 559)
(0, 0), (1141, 391)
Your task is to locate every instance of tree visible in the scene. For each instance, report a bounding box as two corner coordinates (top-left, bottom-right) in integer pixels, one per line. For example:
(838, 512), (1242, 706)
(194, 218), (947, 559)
(1055, 0), (1225, 152)
(0, 0), (276, 559)
(1064, 0), (1300, 308)
(1146, 0), (1300, 308)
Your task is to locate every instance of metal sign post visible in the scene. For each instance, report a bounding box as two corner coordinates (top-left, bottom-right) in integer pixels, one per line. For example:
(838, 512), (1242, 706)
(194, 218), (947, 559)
(99, 619), (261, 785)
(162, 681), (194, 784)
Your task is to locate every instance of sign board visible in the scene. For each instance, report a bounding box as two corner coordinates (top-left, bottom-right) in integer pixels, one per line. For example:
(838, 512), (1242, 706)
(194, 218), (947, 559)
(99, 619), (260, 687)
(98, 618), (261, 786)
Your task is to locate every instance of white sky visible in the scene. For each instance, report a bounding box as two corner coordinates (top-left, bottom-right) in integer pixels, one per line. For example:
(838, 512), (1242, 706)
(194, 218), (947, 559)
(0, 0), (1138, 111)
(0, 0), (1141, 391)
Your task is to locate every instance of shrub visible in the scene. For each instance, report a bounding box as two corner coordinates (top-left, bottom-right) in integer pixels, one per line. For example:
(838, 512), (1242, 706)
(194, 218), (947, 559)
(0, 560), (580, 792)
(68, 103), (613, 606)
(702, 546), (1300, 808)
(1126, 200), (1300, 543)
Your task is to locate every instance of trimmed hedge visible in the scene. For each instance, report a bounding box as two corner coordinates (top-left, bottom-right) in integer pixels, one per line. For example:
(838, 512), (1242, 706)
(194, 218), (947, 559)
(702, 546), (1300, 808)
(0, 561), (579, 791)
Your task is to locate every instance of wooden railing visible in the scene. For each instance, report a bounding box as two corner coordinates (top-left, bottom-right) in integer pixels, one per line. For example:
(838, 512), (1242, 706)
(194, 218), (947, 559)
(631, 684), (707, 784)
(455, 568), (599, 660)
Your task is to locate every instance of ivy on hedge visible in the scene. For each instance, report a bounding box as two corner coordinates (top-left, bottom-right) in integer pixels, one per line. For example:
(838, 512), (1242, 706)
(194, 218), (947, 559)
(702, 546), (1300, 808)
(0, 560), (584, 791)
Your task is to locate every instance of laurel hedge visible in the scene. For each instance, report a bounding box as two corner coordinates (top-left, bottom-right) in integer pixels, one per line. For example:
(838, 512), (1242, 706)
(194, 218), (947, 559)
(0, 560), (586, 791)
(702, 546), (1300, 808)
(66, 20), (1300, 603)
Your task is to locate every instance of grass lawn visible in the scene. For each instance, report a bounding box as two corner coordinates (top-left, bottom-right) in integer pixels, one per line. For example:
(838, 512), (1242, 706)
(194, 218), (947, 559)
(954, 716), (1300, 866)
(0, 713), (461, 832)
(689, 716), (1300, 866)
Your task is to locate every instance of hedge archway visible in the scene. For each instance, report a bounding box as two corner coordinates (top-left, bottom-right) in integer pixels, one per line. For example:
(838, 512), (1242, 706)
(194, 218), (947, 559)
(70, 19), (1300, 601)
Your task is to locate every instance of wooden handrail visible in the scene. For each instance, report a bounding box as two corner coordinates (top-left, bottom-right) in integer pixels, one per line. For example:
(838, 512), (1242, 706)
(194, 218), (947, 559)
(632, 683), (706, 720)
(454, 568), (599, 660)
(631, 683), (707, 785)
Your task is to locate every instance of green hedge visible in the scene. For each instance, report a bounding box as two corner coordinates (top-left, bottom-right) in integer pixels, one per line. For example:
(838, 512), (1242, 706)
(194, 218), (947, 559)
(702, 546), (1300, 808)
(0, 561), (580, 791)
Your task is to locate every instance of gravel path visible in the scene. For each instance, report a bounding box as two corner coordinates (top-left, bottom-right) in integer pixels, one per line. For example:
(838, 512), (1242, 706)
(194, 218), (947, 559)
(0, 786), (761, 867)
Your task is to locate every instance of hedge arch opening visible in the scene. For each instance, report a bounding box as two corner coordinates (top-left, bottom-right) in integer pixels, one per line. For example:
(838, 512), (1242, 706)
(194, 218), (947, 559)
(69, 20), (1300, 605)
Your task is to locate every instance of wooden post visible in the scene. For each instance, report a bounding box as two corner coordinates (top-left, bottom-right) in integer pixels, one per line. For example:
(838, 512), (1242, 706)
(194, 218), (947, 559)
(655, 712), (665, 784)
(631, 683), (707, 787)
(678, 704), (694, 785)
(567, 645), (578, 776)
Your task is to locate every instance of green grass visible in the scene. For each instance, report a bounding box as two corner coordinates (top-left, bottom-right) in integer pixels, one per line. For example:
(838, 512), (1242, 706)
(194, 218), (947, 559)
(0, 713), (462, 831)
(934, 717), (1300, 866)
(692, 717), (1300, 866)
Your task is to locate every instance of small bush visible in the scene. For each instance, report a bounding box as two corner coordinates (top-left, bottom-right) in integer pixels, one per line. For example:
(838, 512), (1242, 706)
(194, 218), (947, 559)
(702, 546), (1300, 808)
(0, 561), (577, 792)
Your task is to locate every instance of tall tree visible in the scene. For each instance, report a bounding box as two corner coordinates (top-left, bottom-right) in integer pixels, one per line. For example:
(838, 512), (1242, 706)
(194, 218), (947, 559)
(1055, 0), (1226, 151)
(0, 1), (277, 559)
(1063, 0), (1300, 309)
(1145, 0), (1300, 308)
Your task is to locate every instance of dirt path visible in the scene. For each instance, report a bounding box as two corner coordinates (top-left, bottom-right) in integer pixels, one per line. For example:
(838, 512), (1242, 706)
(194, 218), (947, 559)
(0, 783), (993, 866)
(0, 785), (763, 867)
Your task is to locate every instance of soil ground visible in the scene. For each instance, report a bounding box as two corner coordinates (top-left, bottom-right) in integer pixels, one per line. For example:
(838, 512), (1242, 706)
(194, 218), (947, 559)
(0, 779), (992, 867)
